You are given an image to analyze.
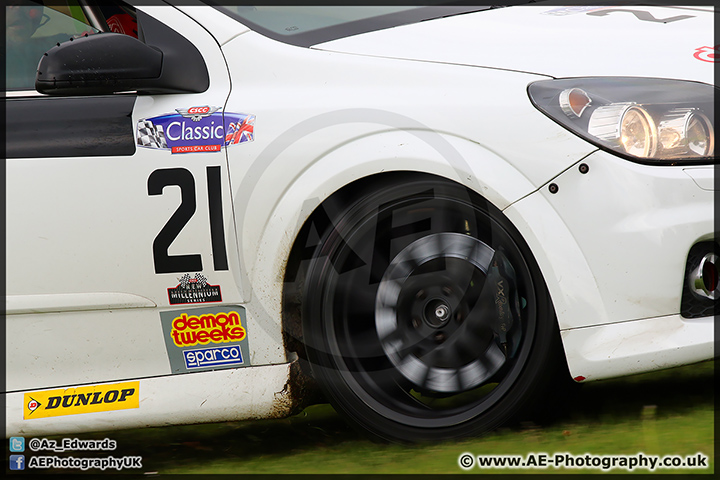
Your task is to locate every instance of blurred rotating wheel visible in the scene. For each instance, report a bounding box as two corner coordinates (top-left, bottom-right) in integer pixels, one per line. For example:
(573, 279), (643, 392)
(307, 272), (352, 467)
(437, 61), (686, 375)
(301, 175), (564, 442)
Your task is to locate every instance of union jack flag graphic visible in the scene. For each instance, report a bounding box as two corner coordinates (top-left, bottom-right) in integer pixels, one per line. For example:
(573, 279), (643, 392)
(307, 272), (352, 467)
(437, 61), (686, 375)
(225, 115), (255, 145)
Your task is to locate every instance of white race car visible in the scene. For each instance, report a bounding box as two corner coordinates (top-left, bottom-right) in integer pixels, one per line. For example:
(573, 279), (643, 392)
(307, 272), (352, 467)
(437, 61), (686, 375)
(5, 2), (716, 442)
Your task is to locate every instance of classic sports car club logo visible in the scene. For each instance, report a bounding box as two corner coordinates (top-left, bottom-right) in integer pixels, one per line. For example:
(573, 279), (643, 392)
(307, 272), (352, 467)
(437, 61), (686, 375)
(137, 106), (255, 154)
(168, 273), (222, 305)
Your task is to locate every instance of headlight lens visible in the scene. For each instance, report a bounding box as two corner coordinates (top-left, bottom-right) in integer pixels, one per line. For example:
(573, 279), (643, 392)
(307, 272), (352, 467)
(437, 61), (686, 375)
(528, 78), (716, 164)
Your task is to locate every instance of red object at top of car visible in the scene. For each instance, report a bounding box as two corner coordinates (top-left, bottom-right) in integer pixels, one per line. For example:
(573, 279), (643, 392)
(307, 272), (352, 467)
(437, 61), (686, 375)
(107, 13), (137, 38)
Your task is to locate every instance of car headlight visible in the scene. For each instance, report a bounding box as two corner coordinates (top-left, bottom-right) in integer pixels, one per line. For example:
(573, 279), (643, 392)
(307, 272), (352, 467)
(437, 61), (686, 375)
(528, 78), (715, 165)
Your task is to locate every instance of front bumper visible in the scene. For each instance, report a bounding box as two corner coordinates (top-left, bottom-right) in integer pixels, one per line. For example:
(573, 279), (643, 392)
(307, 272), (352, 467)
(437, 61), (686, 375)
(504, 149), (715, 379)
(561, 314), (713, 382)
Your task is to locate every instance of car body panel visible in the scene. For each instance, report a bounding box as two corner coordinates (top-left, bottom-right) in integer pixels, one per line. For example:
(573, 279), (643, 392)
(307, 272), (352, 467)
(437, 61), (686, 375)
(7, 362), (296, 436)
(5, 5), (260, 395)
(219, 30), (601, 360)
(314, 5), (715, 84)
(561, 314), (714, 382)
(505, 149), (715, 331)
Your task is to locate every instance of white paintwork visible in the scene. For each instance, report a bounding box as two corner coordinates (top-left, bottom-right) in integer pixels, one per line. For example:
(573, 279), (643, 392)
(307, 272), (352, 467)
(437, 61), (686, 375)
(683, 167), (716, 191)
(6, 292), (156, 315)
(220, 28), (600, 370)
(315, 5), (714, 84)
(221, 31), (598, 332)
(6, 362), (295, 436)
(506, 149), (715, 331)
(7, 308), (169, 392)
(561, 315), (714, 381)
(4, 90), (45, 98)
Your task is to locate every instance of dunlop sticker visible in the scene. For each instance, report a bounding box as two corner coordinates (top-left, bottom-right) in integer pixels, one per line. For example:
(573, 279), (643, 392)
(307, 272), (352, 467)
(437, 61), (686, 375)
(160, 305), (251, 374)
(24, 382), (139, 420)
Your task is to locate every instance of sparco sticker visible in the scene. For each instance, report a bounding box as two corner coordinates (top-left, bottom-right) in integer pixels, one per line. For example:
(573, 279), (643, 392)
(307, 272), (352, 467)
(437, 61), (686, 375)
(160, 306), (251, 374)
(168, 273), (222, 305)
(137, 106), (255, 154)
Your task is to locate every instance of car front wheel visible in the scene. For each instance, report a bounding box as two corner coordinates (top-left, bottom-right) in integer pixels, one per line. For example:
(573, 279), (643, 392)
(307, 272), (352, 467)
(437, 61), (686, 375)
(301, 174), (565, 442)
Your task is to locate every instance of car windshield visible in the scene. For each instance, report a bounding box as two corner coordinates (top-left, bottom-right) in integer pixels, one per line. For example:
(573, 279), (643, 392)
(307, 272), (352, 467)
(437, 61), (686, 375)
(212, 6), (492, 47)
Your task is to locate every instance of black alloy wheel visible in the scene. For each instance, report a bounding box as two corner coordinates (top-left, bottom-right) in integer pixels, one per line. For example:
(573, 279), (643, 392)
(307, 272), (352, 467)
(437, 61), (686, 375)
(301, 174), (564, 442)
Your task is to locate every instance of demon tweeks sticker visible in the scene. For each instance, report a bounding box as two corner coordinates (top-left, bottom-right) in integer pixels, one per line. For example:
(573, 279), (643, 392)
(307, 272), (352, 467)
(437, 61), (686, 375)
(160, 306), (251, 374)
(137, 106), (255, 154)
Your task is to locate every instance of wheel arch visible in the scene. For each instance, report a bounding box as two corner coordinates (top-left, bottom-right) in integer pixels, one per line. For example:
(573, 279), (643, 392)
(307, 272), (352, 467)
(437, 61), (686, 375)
(241, 129), (543, 357)
(278, 170), (547, 365)
(263, 132), (541, 358)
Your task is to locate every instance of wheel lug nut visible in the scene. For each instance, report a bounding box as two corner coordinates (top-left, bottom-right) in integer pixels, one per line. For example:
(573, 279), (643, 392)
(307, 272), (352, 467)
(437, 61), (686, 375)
(434, 332), (446, 344)
(412, 317), (420, 329)
(442, 286), (452, 296)
(455, 312), (463, 323)
(416, 290), (427, 300)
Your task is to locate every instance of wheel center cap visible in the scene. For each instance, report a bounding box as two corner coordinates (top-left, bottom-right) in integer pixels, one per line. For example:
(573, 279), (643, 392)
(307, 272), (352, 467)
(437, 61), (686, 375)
(424, 298), (451, 328)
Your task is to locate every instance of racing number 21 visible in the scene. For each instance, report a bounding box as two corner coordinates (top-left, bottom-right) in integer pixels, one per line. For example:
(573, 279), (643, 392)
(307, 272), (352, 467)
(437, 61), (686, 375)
(148, 167), (229, 274)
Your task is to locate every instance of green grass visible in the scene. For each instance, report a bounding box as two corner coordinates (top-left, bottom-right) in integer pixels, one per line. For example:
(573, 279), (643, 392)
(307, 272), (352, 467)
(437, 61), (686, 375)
(44, 360), (715, 474)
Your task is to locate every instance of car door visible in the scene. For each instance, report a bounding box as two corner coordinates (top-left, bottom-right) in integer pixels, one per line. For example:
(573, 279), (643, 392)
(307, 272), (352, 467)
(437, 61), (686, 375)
(5, 1), (246, 394)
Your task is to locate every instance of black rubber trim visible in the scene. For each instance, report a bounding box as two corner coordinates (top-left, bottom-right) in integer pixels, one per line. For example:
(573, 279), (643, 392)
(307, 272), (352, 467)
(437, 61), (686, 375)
(134, 10), (209, 94)
(6, 95), (137, 158)
(680, 241), (719, 318)
(211, 6), (492, 48)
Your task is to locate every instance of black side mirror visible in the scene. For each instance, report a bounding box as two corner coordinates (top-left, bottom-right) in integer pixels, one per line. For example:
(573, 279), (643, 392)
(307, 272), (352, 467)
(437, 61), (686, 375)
(36, 12), (209, 95)
(36, 34), (162, 95)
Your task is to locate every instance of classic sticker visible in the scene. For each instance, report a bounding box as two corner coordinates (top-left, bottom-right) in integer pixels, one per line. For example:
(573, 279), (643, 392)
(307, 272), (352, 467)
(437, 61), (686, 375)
(137, 106), (255, 154)
(160, 306), (251, 374)
(168, 273), (222, 305)
(23, 382), (139, 420)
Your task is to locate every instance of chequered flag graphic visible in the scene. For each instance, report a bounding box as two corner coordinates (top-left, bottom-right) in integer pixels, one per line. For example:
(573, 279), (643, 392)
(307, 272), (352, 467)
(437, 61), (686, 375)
(178, 274), (192, 288)
(178, 273), (208, 289)
(137, 120), (168, 149)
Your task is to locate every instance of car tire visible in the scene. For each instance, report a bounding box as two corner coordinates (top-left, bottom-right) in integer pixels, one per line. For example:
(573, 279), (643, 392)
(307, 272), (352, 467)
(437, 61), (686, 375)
(301, 174), (565, 442)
